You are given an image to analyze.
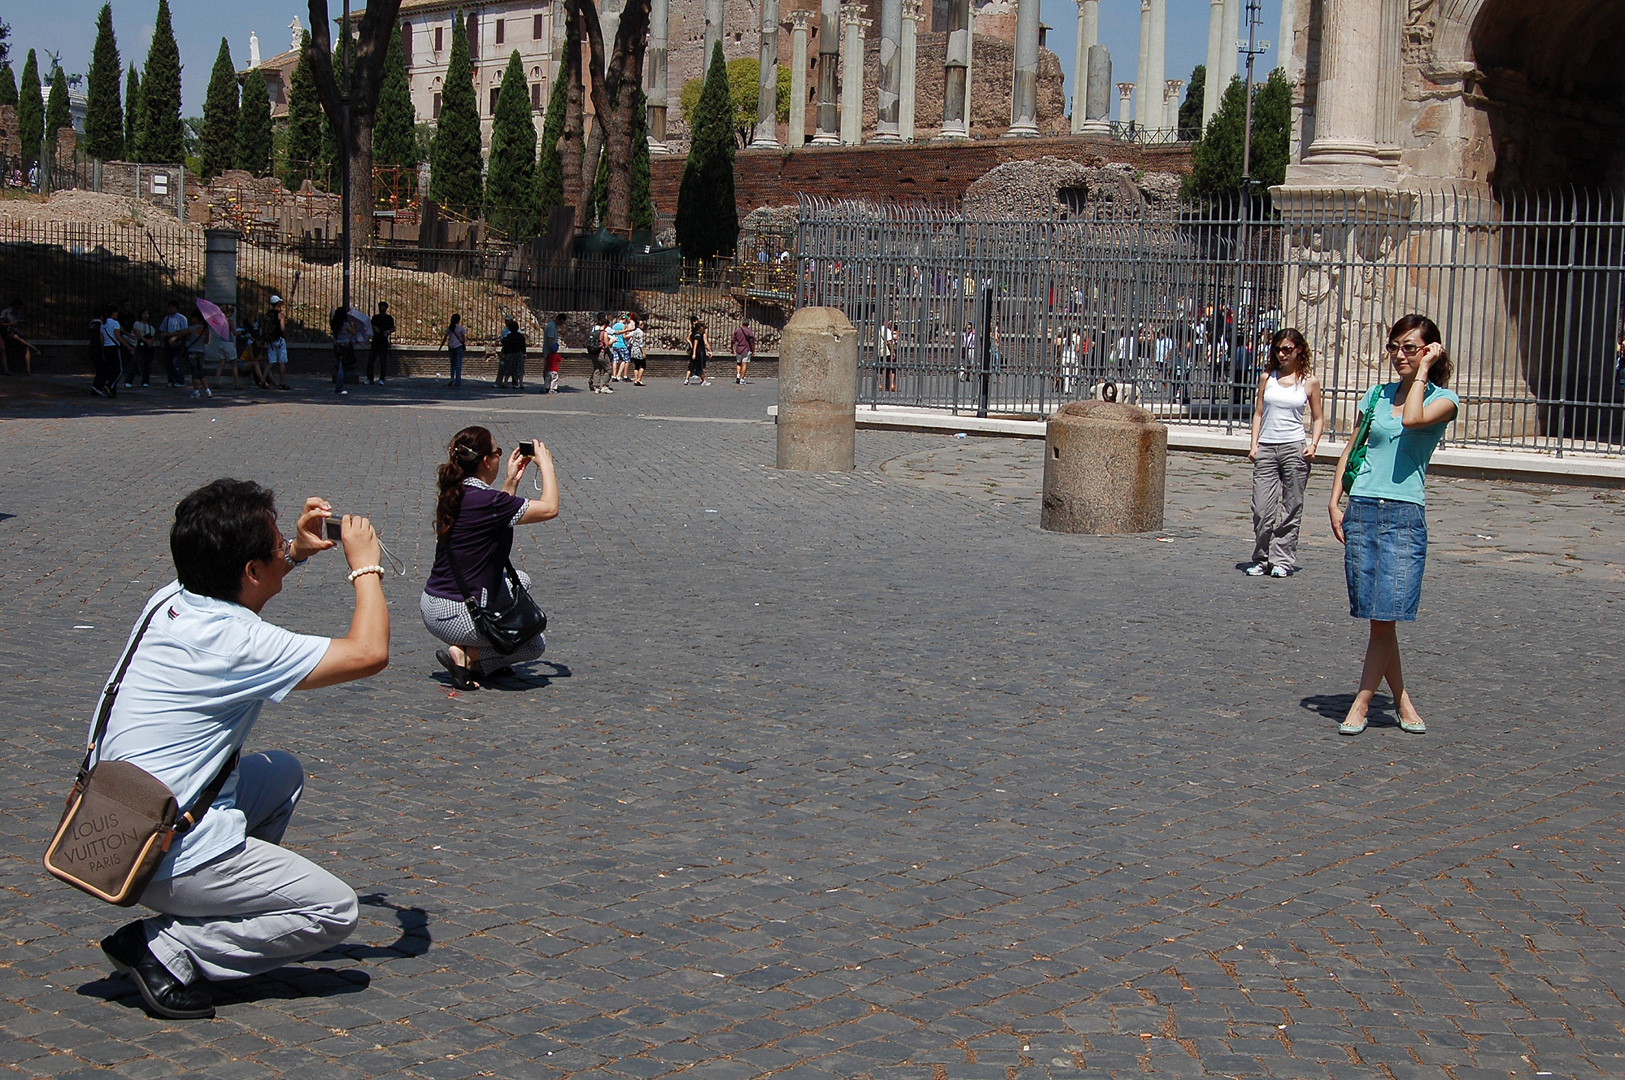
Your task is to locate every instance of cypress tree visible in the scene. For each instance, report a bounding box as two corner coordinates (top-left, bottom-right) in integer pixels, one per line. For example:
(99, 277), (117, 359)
(1177, 64), (1204, 142)
(533, 63), (569, 219)
(236, 67), (272, 176)
(44, 65), (71, 155)
(374, 22), (417, 173)
(485, 51), (537, 239)
(428, 8), (482, 216)
(674, 43), (737, 260)
(138, 0), (186, 163)
(1187, 71), (1292, 200)
(316, 38), (345, 190)
(200, 38), (238, 178)
(17, 50), (42, 166)
(84, 3), (124, 160)
(630, 91), (653, 232)
(0, 62), (16, 110)
(124, 65), (141, 154)
(283, 32), (323, 190)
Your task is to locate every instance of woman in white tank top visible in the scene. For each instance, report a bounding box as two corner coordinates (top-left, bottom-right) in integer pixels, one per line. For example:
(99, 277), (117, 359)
(1245, 328), (1324, 577)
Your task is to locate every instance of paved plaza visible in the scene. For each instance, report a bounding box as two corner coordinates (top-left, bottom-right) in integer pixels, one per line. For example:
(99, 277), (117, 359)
(0, 376), (1622, 1080)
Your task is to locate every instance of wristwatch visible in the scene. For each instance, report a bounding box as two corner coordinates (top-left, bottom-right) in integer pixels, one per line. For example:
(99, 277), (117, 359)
(282, 538), (308, 568)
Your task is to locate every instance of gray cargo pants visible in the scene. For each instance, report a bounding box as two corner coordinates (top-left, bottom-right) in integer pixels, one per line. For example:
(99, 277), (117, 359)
(1251, 440), (1311, 571)
(137, 751), (358, 984)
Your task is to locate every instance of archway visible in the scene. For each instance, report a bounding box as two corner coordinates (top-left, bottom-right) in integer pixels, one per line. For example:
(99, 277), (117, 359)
(1470, 0), (1625, 441)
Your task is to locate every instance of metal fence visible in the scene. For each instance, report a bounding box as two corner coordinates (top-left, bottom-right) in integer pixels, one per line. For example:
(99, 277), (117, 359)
(796, 190), (1625, 456)
(0, 217), (788, 356)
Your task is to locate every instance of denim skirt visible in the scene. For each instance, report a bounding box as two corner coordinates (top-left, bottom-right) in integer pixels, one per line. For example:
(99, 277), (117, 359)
(1343, 496), (1427, 621)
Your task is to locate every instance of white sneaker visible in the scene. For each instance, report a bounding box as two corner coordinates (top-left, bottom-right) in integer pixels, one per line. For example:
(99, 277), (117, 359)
(1270, 565), (1290, 578)
(190, 390), (200, 398)
(683, 377), (692, 385)
(204, 388), (212, 397)
(602, 386), (614, 393)
(701, 379), (711, 386)
(1244, 563), (1266, 576)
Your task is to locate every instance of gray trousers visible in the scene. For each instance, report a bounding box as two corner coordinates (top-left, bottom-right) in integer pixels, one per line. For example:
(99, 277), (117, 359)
(137, 751), (358, 984)
(1251, 440), (1311, 570)
(420, 570), (546, 677)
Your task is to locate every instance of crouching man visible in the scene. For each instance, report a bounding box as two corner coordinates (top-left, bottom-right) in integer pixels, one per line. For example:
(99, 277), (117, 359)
(94, 478), (390, 1019)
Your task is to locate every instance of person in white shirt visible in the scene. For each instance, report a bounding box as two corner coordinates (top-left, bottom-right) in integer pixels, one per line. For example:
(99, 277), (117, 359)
(92, 479), (390, 1019)
(94, 305), (123, 398)
(158, 301), (191, 387)
(1246, 328), (1324, 577)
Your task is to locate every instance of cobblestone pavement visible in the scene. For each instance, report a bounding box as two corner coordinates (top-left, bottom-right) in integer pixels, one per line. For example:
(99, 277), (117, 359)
(1, 376), (1622, 1080)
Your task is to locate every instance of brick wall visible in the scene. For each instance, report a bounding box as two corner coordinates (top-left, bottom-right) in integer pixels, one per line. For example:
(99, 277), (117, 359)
(649, 136), (1193, 220)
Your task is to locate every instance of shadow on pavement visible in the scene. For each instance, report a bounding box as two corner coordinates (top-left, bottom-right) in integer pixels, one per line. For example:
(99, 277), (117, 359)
(430, 659), (571, 692)
(79, 967), (371, 1012)
(1300, 693), (1401, 728)
(312, 892), (433, 962)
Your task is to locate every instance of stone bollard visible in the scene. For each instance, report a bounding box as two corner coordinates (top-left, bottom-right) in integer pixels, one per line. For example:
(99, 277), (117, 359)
(1041, 400), (1167, 533)
(777, 307), (858, 471)
(203, 229), (240, 307)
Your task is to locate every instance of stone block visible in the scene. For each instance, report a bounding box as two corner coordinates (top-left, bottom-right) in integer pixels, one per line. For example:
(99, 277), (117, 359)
(1041, 400), (1166, 534)
(777, 306), (858, 471)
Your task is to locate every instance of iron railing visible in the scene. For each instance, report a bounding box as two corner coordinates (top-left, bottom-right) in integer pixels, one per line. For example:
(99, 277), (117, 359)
(796, 190), (1625, 456)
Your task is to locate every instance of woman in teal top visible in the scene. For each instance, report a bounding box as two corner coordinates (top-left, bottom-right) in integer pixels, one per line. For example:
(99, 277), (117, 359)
(1328, 314), (1460, 736)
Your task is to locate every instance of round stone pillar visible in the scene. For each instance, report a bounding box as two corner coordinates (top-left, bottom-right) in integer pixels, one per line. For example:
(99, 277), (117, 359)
(839, 3), (869, 146)
(646, 0), (672, 152)
(899, 0), (922, 141)
(1041, 401), (1167, 535)
(777, 308), (858, 472)
(874, 0), (903, 141)
(1006, 0), (1041, 136)
(204, 229), (240, 307)
(788, 10), (813, 148)
(751, 0), (782, 148)
(1299, 0), (1386, 180)
(1071, 0), (1099, 134)
(814, 0), (841, 144)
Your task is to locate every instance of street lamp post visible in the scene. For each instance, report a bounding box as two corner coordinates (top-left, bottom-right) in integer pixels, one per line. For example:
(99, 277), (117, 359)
(340, 0), (353, 312)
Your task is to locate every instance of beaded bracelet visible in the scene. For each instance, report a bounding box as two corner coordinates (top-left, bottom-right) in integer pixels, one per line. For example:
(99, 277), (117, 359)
(347, 565), (385, 583)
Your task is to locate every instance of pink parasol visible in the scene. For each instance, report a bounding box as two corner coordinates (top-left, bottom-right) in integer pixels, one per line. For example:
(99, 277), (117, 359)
(195, 297), (231, 339)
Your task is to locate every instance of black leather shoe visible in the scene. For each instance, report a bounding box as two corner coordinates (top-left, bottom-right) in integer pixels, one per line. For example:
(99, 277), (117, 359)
(101, 921), (215, 1019)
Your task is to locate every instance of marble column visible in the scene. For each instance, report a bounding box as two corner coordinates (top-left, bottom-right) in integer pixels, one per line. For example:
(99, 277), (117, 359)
(899, 0), (921, 141)
(1164, 78), (1183, 134)
(1071, 0), (1099, 134)
(1202, 0), (1223, 132)
(751, 0), (782, 147)
(1292, 0), (1388, 183)
(1147, 0), (1166, 131)
(788, 10), (812, 148)
(1117, 82), (1135, 128)
(1081, 44), (1111, 135)
(1134, 0), (1151, 129)
(646, 0), (671, 153)
(704, 0), (725, 70)
(1278, 0), (1295, 76)
(874, 0), (903, 141)
(1007, 0), (1040, 135)
(1220, 0), (1241, 88)
(940, 0), (972, 139)
(839, 2), (868, 145)
(1375, 0), (1402, 156)
(814, 0), (841, 144)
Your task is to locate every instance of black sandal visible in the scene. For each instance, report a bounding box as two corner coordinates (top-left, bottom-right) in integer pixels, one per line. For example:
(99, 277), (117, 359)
(435, 649), (479, 690)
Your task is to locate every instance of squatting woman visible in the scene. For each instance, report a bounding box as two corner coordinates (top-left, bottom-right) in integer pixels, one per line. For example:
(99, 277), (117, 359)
(1328, 314), (1459, 736)
(1245, 328), (1324, 577)
(421, 426), (559, 689)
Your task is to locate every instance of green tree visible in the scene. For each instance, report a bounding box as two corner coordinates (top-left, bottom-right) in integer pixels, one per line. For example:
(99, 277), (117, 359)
(17, 50), (41, 165)
(124, 65), (141, 153)
(199, 38), (238, 177)
(679, 58), (791, 148)
(283, 32), (323, 190)
(485, 51), (538, 238)
(534, 63), (570, 219)
(1187, 71), (1292, 199)
(373, 21), (417, 172)
(236, 66), (273, 176)
(84, 4), (124, 160)
(674, 43), (738, 260)
(44, 65), (71, 154)
(629, 90), (653, 232)
(138, 0), (186, 162)
(0, 62), (16, 109)
(1177, 64), (1204, 142)
(428, 7), (482, 216)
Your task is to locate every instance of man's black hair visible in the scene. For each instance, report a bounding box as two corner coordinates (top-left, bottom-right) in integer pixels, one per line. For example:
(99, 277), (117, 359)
(171, 479), (280, 602)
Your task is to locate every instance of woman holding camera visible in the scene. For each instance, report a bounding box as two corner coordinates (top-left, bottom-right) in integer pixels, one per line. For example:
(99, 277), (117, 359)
(1328, 314), (1459, 736)
(421, 426), (559, 689)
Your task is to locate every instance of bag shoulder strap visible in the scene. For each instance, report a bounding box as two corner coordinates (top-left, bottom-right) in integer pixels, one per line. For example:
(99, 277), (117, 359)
(85, 590), (182, 774)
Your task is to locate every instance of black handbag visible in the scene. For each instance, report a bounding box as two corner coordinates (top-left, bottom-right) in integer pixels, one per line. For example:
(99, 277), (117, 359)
(443, 542), (547, 655)
(44, 592), (239, 905)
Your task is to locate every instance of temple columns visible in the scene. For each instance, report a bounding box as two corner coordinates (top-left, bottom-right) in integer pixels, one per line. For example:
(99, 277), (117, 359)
(703, 0), (724, 68)
(1071, 0), (1099, 135)
(1286, 0), (1389, 185)
(874, 0), (903, 141)
(1081, 45), (1112, 135)
(1202, 0), (1223, 132)
(1007, 0), (1040, 136)
(788, 10), (812, 148)
(751, 0), (781, 147)
(839, 2), (868, 145)
(646, 0), (671, 153)
(1117, 82), (1135, 127)
(814, 0), (841, 144)
(1164, 78), (1183, 134)
(1135, 0), (1151, 129)
(940, 0), (972, 139)
(899, 0), (921, 142)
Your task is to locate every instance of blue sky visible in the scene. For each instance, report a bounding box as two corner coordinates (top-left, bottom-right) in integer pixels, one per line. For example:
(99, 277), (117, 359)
(3, 1), (1287, 118)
